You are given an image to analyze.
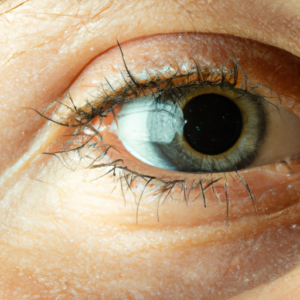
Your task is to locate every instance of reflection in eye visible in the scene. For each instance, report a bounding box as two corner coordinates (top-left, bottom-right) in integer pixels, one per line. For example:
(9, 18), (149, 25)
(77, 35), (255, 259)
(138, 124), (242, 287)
(40, 33), (300, 224)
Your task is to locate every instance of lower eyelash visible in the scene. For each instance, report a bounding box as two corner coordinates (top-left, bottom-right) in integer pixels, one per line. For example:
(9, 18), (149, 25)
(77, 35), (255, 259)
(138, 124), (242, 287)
(35, 53), (283, 224)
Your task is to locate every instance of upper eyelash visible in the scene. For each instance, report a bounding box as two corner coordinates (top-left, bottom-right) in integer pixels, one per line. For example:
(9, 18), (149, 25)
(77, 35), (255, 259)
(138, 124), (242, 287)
(41, 50), (281, 129)
(34, 49), (283, 224)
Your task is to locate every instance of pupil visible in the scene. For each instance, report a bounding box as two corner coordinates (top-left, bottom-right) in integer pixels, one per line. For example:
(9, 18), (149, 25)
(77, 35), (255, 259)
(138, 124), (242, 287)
(183, 93), (243, 155)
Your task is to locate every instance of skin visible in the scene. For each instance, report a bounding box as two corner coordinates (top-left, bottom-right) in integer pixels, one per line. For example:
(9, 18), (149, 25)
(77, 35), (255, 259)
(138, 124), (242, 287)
(1, 0), (300, 299)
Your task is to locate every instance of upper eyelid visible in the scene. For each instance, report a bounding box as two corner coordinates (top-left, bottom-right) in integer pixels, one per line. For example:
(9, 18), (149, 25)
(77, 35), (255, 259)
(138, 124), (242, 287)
(50, 67), (242, 128)
(71, 64), (238, 113)
(69, 67), (267, 126)
(43, 31), (300, 133)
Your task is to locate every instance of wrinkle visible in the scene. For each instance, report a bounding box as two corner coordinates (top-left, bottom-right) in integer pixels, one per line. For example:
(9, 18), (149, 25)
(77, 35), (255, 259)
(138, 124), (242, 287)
(0, 0), (30, 15)
(0, 51), (24, 72)
(89, 0), (115, 19)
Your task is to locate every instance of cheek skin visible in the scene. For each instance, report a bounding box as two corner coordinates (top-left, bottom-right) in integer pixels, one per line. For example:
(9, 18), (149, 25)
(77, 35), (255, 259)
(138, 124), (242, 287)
(2, 1), (300, 300)
(1, 155), (300, 299)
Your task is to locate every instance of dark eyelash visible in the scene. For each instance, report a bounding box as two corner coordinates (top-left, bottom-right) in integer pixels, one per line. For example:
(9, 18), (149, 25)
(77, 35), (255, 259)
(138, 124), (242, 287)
(33, 46), (282, 224)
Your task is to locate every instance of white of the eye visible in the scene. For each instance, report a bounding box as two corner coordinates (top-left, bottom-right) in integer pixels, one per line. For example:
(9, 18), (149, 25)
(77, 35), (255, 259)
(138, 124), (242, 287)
(114, 96), (185, 169)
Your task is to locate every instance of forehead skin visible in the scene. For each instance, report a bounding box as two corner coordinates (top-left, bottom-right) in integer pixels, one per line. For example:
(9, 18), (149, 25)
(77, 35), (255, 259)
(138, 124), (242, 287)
(1, 0), (300, 299)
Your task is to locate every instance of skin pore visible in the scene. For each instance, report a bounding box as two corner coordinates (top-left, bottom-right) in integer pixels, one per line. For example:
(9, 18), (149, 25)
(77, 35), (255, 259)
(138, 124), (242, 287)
(1, 0), (300, 299)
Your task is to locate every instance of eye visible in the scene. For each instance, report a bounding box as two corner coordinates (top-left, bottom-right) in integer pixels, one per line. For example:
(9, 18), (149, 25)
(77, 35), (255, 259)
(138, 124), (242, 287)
(41, 32), (300, 224)
(51, 33), (300, 176)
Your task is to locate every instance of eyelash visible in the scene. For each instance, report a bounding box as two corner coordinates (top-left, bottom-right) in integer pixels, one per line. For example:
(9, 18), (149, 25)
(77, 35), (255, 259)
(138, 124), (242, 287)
(35, 45), (283, 224)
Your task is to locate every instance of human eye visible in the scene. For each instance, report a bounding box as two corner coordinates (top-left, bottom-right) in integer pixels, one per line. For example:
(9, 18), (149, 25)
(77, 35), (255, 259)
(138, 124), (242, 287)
(40, 33), (300, 226)
(3, 1), (300, 299)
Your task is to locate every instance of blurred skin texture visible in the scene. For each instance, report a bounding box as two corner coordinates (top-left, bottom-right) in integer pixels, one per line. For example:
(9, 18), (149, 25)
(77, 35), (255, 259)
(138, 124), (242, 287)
(2, 0), (300, 299)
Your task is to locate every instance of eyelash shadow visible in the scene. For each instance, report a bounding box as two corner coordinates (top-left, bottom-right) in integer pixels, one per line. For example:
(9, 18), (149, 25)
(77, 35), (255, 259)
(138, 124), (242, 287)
(32, 43), (283, 224)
